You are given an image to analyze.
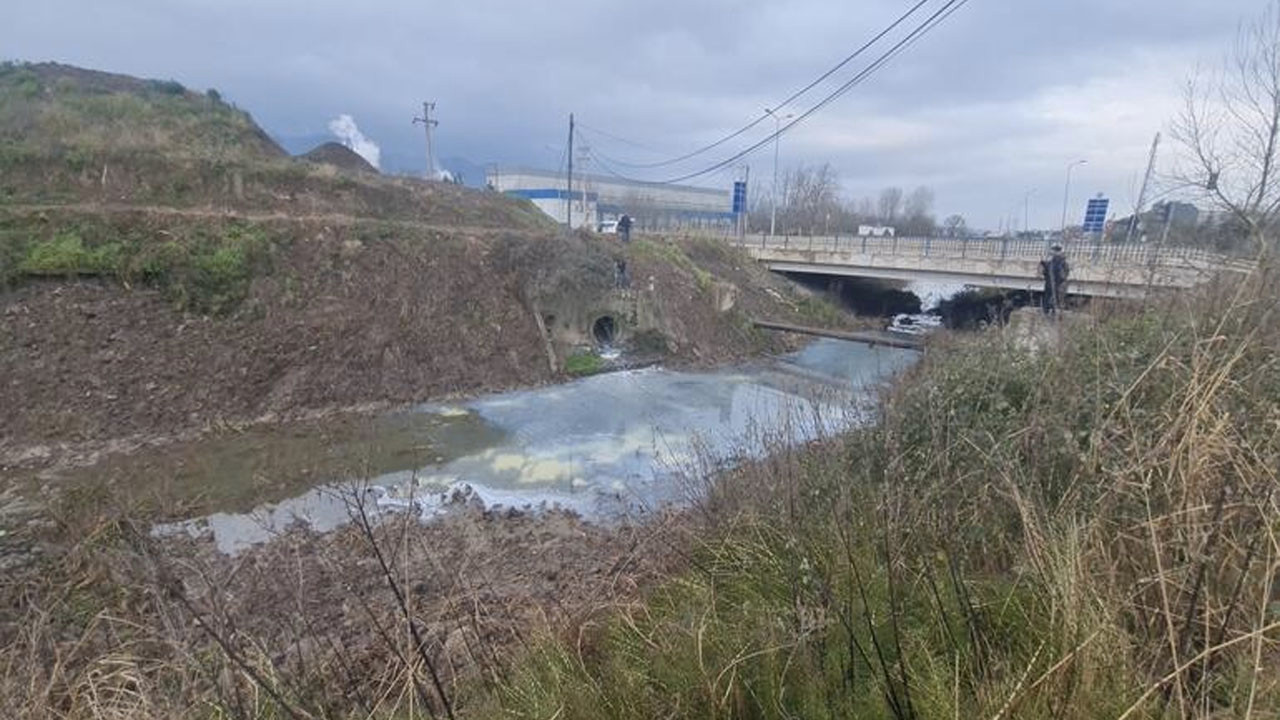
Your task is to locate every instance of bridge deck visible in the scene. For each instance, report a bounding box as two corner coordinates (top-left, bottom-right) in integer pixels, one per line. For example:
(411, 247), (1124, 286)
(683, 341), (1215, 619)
(725, 235), (1249, 299)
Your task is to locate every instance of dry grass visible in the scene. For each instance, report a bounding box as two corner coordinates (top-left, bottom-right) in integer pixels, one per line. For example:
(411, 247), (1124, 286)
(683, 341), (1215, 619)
(0, 476), (677, 719)
(480, 262), (1280, 718)
(3, 262), (1277, 719)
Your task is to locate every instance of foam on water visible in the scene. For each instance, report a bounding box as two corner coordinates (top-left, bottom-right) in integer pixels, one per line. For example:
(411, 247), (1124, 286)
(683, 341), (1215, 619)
(153, 339), (918, 554)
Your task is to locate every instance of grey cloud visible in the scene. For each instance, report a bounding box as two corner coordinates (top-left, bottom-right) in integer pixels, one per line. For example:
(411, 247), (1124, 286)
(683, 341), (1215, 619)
(1, 0), (1264, 227)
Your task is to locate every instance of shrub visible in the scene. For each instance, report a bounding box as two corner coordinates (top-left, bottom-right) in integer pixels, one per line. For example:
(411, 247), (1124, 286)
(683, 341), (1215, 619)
(564, 351), (604, 377)
(19, 232), (119, 276)
(147, 78), (186, 96)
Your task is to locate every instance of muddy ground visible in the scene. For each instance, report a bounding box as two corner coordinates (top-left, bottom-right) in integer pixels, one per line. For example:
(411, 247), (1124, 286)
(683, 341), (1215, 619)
(1, 230), (545, 465)
(2, 218), (834, 478)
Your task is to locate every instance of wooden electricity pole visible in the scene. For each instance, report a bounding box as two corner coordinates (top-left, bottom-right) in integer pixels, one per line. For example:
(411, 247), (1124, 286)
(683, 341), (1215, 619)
(413, 101), (438, 180)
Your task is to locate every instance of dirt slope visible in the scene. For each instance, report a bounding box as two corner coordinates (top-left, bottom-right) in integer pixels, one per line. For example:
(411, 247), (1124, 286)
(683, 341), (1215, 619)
(1, 212), (836, 469)
(300, 142), (378, 174)
(1, 218), (544, 452)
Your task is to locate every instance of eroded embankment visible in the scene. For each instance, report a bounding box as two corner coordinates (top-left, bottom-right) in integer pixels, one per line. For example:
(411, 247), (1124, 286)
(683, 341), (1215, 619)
(0, 208), (847, 474)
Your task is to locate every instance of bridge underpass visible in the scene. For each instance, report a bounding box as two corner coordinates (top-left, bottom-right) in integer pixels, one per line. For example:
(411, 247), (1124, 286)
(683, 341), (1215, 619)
(733, 235), (1249, 300)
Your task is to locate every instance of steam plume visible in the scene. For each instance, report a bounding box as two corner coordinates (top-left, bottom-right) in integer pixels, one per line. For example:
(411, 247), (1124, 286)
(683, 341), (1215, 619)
(327, 114), (381, 169)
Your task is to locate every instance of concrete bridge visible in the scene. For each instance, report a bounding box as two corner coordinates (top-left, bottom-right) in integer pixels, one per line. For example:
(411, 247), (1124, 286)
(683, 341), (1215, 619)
(733, 235), (1250, 299)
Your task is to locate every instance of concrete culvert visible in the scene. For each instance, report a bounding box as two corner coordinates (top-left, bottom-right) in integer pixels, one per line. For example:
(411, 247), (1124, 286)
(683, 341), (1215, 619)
(592, 315), (616, 346)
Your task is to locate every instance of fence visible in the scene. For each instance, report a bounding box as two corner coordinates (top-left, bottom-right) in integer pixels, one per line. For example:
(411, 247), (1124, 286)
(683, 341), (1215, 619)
(634, 226), (1254, 271)
(732, 234), (1246, 268)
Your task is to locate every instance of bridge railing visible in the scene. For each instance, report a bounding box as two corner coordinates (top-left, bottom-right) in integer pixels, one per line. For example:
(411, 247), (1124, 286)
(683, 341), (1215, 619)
(733, 234), (1239, 268)
(637, 227), (1251, 270)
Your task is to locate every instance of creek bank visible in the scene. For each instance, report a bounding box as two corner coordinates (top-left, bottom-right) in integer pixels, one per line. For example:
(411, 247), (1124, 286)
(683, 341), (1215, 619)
(2, 226), (844, 475)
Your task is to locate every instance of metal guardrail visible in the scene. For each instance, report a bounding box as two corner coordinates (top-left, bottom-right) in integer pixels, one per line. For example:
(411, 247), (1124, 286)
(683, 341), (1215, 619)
(634, 228), (1253, 272)
(732, 234), (1242, 268)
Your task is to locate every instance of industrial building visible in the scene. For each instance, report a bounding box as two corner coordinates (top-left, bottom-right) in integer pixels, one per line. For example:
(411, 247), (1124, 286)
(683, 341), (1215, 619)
(486, 166), (736, 231)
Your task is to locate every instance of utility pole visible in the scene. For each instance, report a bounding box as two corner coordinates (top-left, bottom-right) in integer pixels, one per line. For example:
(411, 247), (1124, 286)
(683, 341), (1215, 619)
(1061, 159), (1087, 239)
(565, 113), (574, 232)
(764, 108), (793, 238)
(1125, 132), (1160, 243)
(412, 102), (438, 180)
(742, 164), (750, 239)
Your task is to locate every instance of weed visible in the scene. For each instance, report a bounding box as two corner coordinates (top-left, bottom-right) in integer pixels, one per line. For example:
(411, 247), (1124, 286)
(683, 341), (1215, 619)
(19, 232), (119, 276)
(564, 350), (605, 377)
(146, 78), (186, 96)
(484, 265), (1280, 719)
(795, 294), (848, 328)
(1, 212), (274, 313)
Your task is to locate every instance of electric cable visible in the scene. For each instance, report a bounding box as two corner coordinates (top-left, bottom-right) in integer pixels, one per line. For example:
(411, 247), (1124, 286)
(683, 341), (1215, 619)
(579, 0), (937, 169)
(626, 0), (971, 185)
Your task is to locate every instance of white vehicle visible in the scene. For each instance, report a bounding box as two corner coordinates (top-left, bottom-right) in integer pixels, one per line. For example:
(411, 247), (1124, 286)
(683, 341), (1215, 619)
(597, 220), (620, 234)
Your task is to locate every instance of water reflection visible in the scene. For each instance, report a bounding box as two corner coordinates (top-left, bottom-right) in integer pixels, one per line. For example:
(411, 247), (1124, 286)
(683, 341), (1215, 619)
(157, 340), (916, 553)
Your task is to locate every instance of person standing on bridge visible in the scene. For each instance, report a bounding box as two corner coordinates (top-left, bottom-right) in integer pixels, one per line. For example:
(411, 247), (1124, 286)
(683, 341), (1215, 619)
(1040, 243), (1069, 315)
(617, 214), (633, 244)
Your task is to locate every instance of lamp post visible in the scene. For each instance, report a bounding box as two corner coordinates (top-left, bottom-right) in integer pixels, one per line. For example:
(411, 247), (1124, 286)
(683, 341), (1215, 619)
(1060, 159), (1087, 238)
(765, 108), (794, 238)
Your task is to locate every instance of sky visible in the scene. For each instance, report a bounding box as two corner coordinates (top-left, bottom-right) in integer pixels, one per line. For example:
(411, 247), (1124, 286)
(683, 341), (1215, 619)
(1, 0), (1264, 230)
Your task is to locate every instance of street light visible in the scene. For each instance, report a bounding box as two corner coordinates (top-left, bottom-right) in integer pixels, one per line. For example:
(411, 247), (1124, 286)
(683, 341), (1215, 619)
(765, 107), (794, 238)
(1060, 159), (1087, 238)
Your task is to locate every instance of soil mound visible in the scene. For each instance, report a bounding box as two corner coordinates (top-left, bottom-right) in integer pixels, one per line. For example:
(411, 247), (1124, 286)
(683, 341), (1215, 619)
(301, 142), (378, 174)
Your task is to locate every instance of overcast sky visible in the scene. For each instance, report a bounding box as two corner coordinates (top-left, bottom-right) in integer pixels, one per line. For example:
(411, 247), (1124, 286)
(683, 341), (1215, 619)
(2, 0), (1263, 229)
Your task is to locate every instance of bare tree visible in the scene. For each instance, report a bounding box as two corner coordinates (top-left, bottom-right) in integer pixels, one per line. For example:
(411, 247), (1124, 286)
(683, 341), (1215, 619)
(1171, 1), (1280, 253)
(856, 196), (875, 220)
(943, 214), (967, 237)
(782, 163), (842, 234)
(904, 186), (934, 219)
(900, 186), (936, 235)
(878, 187), (904, 224)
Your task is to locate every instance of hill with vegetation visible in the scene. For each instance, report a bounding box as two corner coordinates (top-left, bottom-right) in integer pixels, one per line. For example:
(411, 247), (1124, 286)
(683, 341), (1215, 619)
(0, 62), (549, 226)
(0, 62), (285, 162)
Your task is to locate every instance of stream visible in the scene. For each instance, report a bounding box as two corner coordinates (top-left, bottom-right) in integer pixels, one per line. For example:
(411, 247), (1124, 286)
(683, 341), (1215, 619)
(154, 339), (917, 553)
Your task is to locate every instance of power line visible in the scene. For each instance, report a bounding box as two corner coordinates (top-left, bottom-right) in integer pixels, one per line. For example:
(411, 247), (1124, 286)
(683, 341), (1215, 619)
(581, 0), (937, 170)
(636, 0), (971, 185)
(575, 122), (666, 154)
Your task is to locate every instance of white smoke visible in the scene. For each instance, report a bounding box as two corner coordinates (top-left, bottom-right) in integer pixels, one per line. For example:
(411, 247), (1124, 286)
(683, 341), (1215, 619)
(327, 114), (381, 169)
(434, 168), (454, 182)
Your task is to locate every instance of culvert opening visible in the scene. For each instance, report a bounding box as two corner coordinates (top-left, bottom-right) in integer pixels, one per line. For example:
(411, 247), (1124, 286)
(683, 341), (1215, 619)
(592, 315), (617, 346)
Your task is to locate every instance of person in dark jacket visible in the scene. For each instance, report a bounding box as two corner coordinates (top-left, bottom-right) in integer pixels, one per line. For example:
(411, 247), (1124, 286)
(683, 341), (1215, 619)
(617, 214), (633, 243)
(1041, 244), (1069, 315)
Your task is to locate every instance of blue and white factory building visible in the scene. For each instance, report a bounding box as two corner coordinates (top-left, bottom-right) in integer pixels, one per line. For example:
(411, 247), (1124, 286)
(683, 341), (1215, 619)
(486, 166), (737, 231)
